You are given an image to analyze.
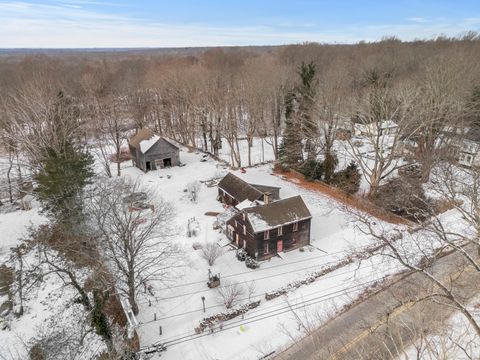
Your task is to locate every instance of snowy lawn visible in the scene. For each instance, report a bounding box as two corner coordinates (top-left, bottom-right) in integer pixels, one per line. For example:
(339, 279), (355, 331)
(117, 147), (405, 359)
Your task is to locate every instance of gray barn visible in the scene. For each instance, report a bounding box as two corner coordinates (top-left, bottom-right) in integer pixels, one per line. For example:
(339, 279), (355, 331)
(128, 128), (180, 172)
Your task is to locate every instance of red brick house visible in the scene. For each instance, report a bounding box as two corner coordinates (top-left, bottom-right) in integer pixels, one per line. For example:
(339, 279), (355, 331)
(225, 196), (312, 260)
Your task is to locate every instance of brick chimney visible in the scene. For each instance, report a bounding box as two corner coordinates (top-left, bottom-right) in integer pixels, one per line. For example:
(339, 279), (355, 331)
(264, 192), (271, 204)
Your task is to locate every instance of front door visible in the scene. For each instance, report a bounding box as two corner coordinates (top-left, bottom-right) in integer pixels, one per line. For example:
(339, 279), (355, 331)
(277, 240), (283, 253)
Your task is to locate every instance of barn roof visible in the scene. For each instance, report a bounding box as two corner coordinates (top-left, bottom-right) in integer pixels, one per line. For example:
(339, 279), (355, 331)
(129, 128), (179, 153)
(218, 173), (264, 203)
(244, 195), (311, 232)
(129, 128), (155, 149)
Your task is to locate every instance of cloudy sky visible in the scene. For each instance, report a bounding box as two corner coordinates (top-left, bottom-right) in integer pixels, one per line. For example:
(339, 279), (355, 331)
(1, 0), (479, 48)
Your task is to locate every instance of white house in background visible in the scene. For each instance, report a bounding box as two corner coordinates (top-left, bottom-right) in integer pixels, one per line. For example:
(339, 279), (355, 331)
(353, 120), (399, 137)
(458, 127), (480, 168)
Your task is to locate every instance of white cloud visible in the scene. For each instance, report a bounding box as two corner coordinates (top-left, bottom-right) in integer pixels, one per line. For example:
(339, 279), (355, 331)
(0, 1), (479, 47)
(407, 17), (428, 23)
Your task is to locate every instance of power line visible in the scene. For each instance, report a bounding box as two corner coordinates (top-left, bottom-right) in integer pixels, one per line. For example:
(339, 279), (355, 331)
(137, 256), (372, 305)
(141, 273), (389, 350)
(149, 245), (369, 293)
(139, 262), (379, 324)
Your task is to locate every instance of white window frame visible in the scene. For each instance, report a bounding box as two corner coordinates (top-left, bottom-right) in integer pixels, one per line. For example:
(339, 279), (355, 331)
(264, 230), (270, 240)
(243, 225), (246, 235)
(293, 222), (299, 232)
(263, 242), (269, 254)
(278, 226), (283, 236)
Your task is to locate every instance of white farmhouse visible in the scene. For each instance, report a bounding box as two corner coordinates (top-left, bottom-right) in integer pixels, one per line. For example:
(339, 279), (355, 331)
(458, 127), (480, 168)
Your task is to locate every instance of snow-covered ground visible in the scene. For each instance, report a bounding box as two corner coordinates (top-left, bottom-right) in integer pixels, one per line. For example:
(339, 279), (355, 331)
(1, 135), (476, 359)
(114, 146), (405, 359)
(0, 200), (106, 359)
(402, 297), (480, 359)
(216, 137), (277, 166)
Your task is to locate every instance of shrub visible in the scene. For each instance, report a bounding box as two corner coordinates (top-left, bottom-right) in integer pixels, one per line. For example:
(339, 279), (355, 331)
(217, 281), (245, 309)
(300, 159), (324, 181)
(331, 162), (361, 194)
(372, 177), (432, 221)
(201, 242), (224, 266)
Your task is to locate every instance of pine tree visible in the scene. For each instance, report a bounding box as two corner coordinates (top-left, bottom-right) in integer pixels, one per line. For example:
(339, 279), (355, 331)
(91, 289), (114, 353)
(35, 143), (94, 224)
(297, 62), (318, 159)
(332, 161), (361, 194)
(280, 90), (303, 166)
(34, 92), (94, 228)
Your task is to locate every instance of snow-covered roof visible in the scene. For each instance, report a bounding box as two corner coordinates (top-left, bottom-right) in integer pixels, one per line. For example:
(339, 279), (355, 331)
(244, 196), (311, 233)
(139, 135), (160, 153)
(236, 199), (257, 210)
(380, 120), (398, 129)
(218, 173), (264, 203)
(129, 128), (179, 154)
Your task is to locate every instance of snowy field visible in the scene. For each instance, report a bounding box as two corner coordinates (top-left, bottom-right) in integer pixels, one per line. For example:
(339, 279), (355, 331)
(0, 135), (474, 359)
(116, 146), (405, 359)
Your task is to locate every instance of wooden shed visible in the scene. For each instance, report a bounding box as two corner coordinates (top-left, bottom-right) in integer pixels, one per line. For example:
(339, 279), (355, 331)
(128, 128), (180, 172)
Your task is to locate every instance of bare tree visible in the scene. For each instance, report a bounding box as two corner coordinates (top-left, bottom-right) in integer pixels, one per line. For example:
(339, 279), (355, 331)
(345, 82), (419, 196)
(186, 181), (201, 203)
(88, 178), (183, 314)
(201, 242), (224, 266)
(349, 162), (480, 338)
(217, 281), (244, 309)
(413, 57), (471, 182)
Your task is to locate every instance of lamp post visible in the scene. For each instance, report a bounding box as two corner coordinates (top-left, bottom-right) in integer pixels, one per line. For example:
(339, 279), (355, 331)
(201, 296), (206, 312)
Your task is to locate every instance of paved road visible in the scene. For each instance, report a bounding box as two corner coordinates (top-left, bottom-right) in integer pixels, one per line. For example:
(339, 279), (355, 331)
(275, 248), (480, 360)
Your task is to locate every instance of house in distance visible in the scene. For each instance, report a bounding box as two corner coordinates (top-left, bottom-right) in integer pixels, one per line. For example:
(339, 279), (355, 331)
(225, 195), (312, 260)
(128, 128), (180, 172)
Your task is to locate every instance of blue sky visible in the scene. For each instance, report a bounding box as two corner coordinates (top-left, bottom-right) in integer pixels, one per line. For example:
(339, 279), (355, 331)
(0, 0), (479, 48)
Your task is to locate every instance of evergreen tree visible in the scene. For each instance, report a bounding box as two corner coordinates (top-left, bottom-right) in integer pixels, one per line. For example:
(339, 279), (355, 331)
(300, 159), (324, 181)
(332, 161), (361, 194)
(91, 289), (114, 353)
(35, 142), (94, 225)
(280, 90), (303, 166)
(297, 62), (318, 159)
(34, 91), (94, 228)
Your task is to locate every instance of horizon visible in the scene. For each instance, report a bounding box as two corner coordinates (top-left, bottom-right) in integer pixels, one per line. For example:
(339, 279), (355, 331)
(0, 0), (479, 48)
